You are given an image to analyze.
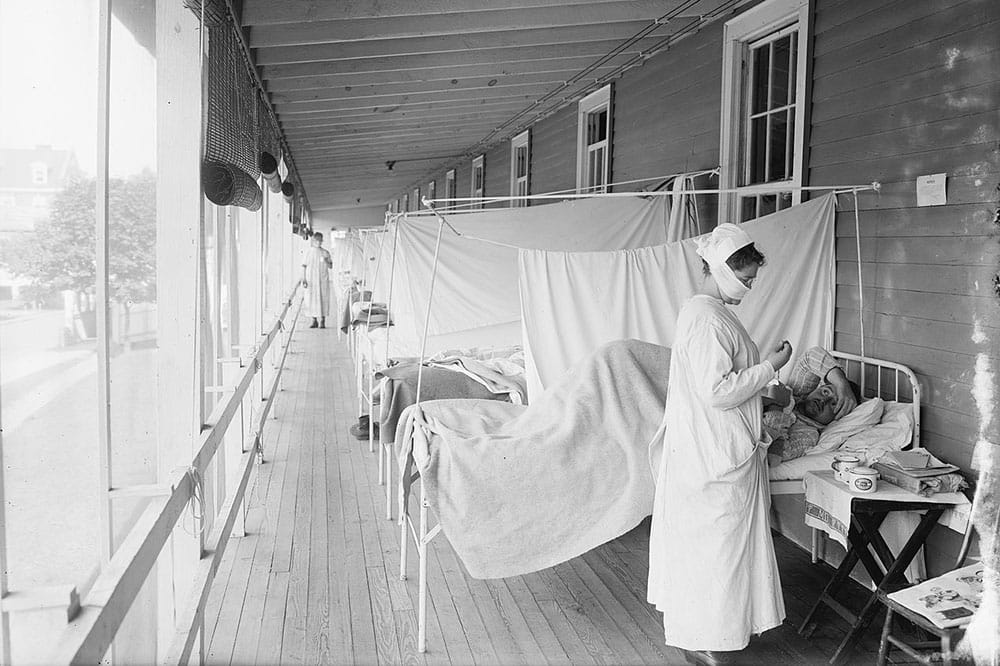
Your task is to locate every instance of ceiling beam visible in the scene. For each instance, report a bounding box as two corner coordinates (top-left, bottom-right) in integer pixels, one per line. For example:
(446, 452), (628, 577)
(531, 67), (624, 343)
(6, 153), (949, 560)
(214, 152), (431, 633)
(242, 0), (672, 24)
(254, 23), (664, 65)
(258, 39), (652, 77)
(283, 118), (518, 140)
(278, 101), (537, 125)
(269, 69), (612, 104)
(283, 116), (521, 138)
(263, 57), (612, 90)
(273, 82), (555, 113)
(300, 157), (469, 170)
(249, 4), (684, 47)
(277, 97), (537, 121)
(291, 126), (496, 146)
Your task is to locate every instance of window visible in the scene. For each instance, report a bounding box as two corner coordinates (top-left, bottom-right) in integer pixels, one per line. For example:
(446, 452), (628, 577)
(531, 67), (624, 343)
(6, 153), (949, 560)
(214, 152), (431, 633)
(445, 169), (456, 201)
(426, 180), (436, 203)
(576, 84), (612, 194)
(402, 193), (409, 212)
(31, 195), (48, 208)
(510, 130), (530, 207)
(471, 155), (485, 209)
(0, 194), (15, 207)
(30, 161), (48, 184)
(411, 187), (420, 211)
(719, 0), (808, 221)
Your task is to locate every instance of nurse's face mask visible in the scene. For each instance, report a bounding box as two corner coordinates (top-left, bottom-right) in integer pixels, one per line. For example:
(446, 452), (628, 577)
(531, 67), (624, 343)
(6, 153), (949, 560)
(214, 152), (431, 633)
(716, 262), (759, 302)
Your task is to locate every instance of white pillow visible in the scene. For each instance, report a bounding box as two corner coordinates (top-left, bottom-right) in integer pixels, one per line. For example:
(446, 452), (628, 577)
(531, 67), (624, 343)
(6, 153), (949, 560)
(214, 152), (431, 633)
(809, 397), (885, 454)
(840, 401), (914, 462)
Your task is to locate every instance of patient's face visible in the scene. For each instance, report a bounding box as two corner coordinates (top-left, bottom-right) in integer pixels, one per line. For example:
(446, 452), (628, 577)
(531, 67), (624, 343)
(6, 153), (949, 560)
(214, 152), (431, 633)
(799, 383), (837, 425)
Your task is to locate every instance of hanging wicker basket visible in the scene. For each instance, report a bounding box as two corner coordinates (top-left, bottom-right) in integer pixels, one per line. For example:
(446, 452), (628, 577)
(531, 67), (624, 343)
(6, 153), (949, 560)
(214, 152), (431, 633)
(260, 152), (282, 194)
(202, 160), (262, 211)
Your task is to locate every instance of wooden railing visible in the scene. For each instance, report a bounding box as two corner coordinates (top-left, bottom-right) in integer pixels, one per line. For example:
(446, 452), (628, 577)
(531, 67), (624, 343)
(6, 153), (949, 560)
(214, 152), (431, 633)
(49, 285), (303, 665)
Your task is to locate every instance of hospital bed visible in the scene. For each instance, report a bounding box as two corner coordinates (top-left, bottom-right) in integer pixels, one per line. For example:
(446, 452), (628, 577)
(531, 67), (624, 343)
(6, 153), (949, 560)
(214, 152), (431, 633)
(395, 346), (939, 653)
(768, 351), (921, 561)
(364, 335), (525, 518)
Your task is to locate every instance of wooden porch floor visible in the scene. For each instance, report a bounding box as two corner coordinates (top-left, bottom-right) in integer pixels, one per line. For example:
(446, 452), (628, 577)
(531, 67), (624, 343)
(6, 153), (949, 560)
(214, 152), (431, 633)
(204, 319), (890, 665)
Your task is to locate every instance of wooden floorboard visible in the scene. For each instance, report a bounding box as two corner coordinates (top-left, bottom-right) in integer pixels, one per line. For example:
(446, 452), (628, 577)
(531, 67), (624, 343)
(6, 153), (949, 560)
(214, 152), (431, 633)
(205, 320), (896, 666)
(231, 366), (300, 666)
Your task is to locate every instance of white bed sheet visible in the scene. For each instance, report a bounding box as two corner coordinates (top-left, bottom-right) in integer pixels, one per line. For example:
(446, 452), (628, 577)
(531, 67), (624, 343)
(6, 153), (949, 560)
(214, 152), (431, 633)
(768, 401), (914, 481)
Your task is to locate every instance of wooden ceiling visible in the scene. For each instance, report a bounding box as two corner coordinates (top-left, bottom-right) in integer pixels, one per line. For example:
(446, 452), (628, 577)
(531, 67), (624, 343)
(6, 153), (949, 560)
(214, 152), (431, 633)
(242, 0), (746, 212)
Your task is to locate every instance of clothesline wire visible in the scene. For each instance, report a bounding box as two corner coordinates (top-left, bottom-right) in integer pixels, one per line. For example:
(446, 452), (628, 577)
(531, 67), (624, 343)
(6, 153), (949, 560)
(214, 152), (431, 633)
(418, 182), (881, 207)
(412, 183), (879, 252)
(405, 168), (721, 216)
(534, 168), (720, 198)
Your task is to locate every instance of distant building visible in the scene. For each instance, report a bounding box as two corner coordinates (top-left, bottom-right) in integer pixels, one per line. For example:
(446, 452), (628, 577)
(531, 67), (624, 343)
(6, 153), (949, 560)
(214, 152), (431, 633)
(0, 146), (81, 301)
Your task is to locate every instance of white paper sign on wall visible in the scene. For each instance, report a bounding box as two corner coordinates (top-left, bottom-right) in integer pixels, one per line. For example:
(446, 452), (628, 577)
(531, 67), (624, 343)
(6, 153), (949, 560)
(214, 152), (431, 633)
(916, 173), (947, 206)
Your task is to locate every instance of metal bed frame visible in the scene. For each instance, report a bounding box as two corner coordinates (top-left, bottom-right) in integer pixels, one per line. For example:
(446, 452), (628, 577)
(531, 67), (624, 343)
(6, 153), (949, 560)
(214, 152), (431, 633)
(396, 350), (924, 654)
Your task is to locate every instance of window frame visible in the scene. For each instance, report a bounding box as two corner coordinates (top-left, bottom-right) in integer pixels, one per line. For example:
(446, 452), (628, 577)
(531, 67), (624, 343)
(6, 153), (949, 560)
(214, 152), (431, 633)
(411, 186), (420, 211)
(30, 162), (48, 185)
(445, 169), (456, 201)
(471, 155), (485, 209)
(719, 0), (809, 222)
(509, 129), (530, 207)
(426, 179), (436, 203)
(575, 84), (612, 194)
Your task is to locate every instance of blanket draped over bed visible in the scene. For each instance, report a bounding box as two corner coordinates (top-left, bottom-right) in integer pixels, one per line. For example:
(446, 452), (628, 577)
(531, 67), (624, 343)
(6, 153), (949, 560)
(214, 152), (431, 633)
(378, 364), (515, 443)
(397, 339), (671, 579)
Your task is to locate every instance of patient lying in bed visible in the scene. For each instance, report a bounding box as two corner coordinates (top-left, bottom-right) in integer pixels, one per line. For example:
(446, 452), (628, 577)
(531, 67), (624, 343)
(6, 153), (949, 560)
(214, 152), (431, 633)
(764, 346), (861, 463)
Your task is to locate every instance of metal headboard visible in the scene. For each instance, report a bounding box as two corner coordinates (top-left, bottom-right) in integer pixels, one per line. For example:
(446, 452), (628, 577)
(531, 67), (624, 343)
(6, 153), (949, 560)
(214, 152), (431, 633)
(829, 350), (921, 449)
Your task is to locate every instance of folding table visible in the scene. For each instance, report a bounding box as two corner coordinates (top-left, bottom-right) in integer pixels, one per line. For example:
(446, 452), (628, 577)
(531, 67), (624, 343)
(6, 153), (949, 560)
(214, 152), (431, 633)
(797, 470), (969, 665)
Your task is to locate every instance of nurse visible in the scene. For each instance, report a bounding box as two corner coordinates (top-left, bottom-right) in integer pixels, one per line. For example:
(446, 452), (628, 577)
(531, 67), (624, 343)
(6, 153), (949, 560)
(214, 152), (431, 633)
(647, 223), (793, 664)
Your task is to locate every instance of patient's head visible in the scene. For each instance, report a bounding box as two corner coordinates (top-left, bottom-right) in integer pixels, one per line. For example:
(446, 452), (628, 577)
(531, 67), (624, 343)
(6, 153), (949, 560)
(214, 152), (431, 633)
(797, 383), (838, 425)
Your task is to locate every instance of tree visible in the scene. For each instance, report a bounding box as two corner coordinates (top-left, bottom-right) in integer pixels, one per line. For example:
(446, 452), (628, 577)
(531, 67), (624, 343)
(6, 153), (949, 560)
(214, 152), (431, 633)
(0, 172), (157, 340)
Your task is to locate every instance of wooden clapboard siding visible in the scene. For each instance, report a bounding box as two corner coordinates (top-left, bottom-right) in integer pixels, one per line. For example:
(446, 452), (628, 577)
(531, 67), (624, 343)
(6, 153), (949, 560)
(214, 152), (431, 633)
(527, 104), (577, 196)
(812, 0), (1000, 496)
(612, 20), (723, 185)
(203, 316), (893, 665)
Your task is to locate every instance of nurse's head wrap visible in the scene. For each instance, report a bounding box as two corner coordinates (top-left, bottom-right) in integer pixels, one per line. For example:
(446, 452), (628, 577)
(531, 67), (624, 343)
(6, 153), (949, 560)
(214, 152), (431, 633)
(695, 223), (755, 301)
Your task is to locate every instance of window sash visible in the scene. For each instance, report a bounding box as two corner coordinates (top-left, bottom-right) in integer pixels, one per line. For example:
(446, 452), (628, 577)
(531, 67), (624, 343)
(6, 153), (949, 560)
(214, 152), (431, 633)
(743, 25), (798, 188)
(445, 170), (456, 200)
(719, 0), (807, 222)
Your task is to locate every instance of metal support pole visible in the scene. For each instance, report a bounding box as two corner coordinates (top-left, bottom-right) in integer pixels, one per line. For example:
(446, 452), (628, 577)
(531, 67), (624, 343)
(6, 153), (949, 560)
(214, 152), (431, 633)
(418, 481), (428, 653)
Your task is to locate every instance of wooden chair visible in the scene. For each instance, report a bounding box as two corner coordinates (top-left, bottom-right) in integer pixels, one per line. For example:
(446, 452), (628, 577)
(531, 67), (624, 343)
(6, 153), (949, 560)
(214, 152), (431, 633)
(875, 491), (977, 666)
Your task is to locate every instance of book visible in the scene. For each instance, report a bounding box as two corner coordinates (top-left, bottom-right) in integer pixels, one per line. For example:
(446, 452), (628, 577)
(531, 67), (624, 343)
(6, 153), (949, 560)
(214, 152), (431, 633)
(878, 449), (959, 478)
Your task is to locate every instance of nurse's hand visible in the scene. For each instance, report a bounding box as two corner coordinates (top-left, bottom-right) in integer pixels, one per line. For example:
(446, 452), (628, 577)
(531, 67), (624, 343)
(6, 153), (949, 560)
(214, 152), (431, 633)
(765, 341), (793, 371)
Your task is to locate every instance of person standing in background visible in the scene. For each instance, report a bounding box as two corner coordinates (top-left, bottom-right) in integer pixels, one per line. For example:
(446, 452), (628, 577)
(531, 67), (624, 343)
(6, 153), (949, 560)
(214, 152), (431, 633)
(301, 231), (333, 328)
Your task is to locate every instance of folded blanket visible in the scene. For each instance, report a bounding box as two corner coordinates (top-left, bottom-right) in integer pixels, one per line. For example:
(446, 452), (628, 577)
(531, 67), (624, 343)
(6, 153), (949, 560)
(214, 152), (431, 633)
(348, 301), (391, 329)
(377, 364), (513, 443)
(338, 286), (371, 332)
(397, 339), (670, 579)
(427, 356), (527, 404)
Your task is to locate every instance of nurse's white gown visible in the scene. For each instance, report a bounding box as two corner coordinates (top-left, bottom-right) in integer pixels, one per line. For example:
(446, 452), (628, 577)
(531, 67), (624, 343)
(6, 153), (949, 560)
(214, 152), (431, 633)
(647, 294), (785, 651)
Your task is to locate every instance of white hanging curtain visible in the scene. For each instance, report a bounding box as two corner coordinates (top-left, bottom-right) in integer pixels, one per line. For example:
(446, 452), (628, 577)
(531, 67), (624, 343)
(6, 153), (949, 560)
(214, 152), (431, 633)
(518, 194), (838, 400)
